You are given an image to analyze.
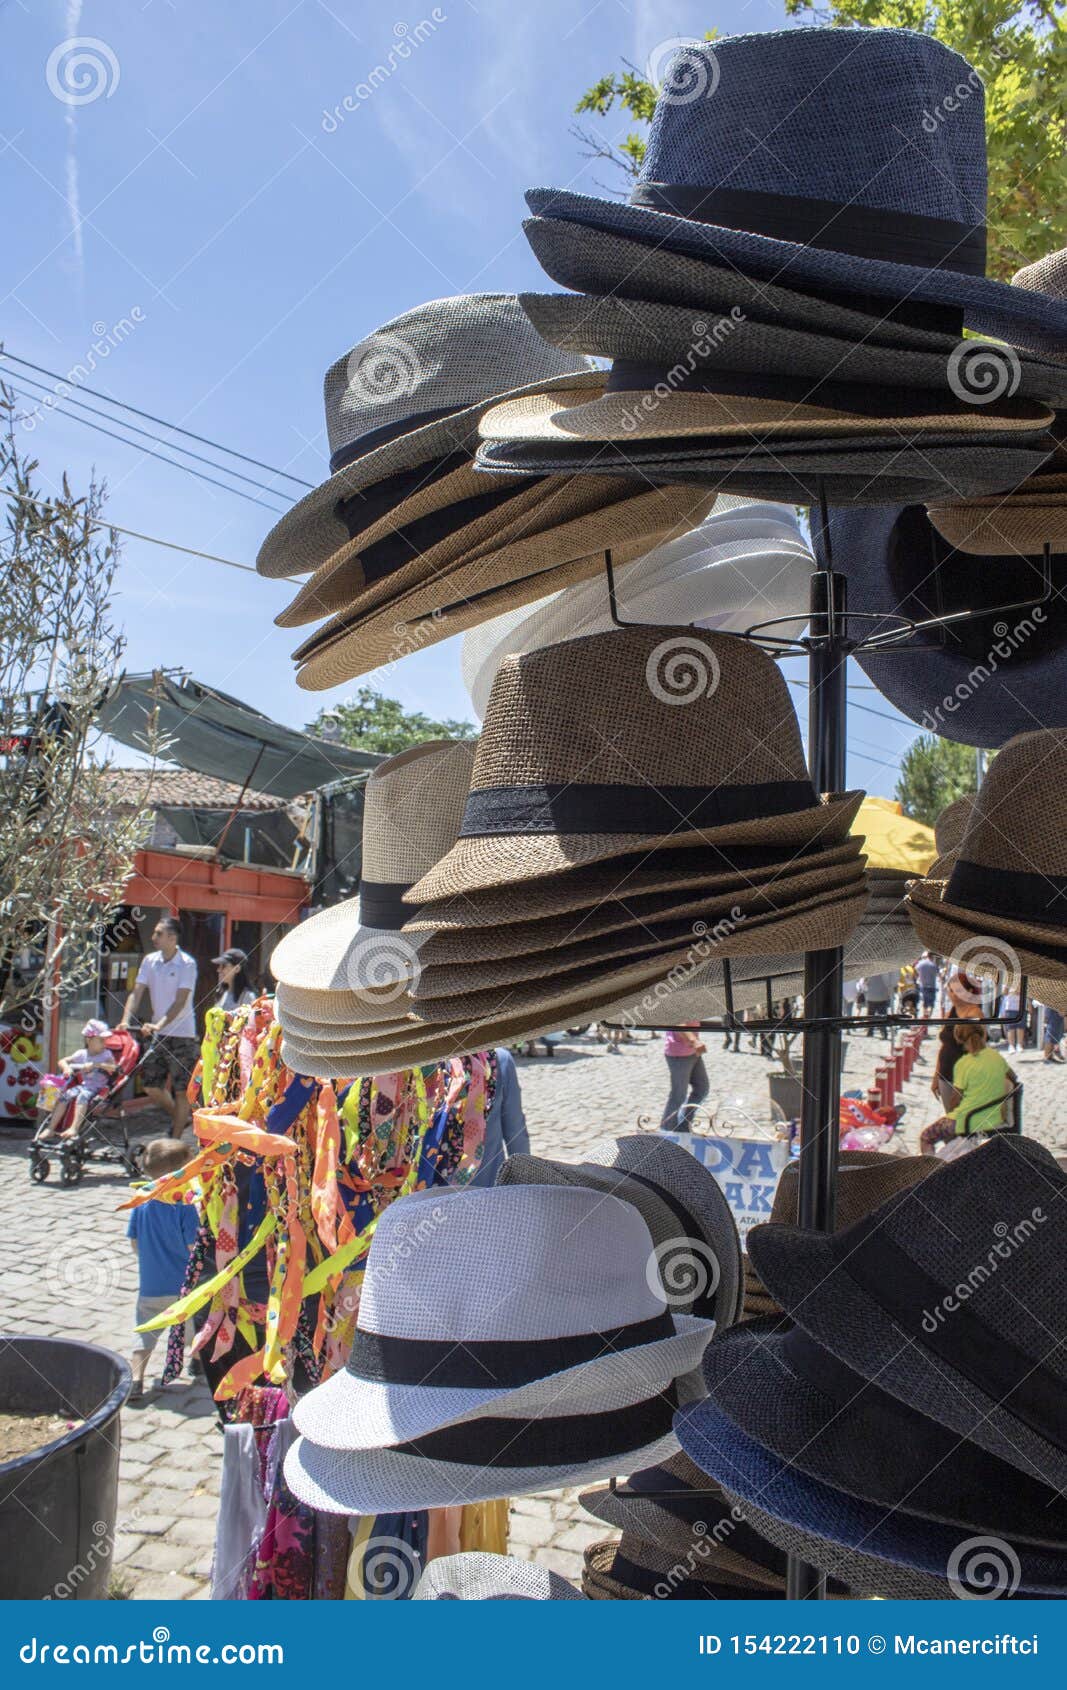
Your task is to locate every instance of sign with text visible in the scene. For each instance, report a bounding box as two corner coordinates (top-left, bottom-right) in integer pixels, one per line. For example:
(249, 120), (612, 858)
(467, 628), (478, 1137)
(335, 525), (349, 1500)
(661, 1131), (789, 1243)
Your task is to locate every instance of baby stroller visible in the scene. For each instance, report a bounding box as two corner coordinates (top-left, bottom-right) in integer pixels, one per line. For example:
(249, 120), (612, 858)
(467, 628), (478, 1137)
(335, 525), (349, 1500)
(30, 1028), (149, 1186)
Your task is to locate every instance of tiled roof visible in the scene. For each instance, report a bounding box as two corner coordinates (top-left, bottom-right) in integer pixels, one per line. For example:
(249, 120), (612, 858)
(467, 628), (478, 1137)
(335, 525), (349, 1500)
(105, 767), (292, 812)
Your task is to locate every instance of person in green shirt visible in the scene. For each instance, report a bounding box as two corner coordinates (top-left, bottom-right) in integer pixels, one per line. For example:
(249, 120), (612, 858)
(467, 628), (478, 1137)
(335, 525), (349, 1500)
(920, 1024), (1015, 1154)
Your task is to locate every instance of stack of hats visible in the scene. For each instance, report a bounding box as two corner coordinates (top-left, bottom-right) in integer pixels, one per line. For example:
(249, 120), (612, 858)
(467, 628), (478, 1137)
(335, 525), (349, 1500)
(675, 1137), (1067, 1598)
(579, 1454), (852, 1601)
(929, 250), (1067, 554)
(414, 1553), (582, 1600)
(815, 501), (1067, 749)
(495, 1134), (744, 1330)
(273, 625), (870, 1076)
(906, 728), (1067, 985)
(270, 737), (477, 1073)
(474, 30), (1067, 506)
(460, 496), (816, 718)
(740, 1150), (937, 1320)
(283, 1183), (716, 1514)
(256, 293), (716, 688)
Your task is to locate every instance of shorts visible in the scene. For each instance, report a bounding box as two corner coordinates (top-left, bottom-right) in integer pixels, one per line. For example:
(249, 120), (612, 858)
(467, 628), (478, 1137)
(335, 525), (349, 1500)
(141, 1036), (199, 1090)
(70, 1081), (108, 1107)
(920, 986), (936, 1010)
(134, 1293), (193, 1354)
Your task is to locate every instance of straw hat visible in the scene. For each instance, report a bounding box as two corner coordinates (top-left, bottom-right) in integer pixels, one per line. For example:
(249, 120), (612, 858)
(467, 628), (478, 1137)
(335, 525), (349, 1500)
(523, 31), (1067, 357)
(256, 293), (598, 578)
(270, 738), (476, 1005)
(496, 1133), (743, 1327)
(907, 729), (1067, 975)
(293, 484), (716, 691)
(581, 1535), (786, 1600)
(933, 794), (976, 859)
(414, 1553), (582, 1600)
(409, 627), (863, 903)
(460, 498), (815, 717)
(817, 503), (1067, 750)
(284, 1184), (713, 1512)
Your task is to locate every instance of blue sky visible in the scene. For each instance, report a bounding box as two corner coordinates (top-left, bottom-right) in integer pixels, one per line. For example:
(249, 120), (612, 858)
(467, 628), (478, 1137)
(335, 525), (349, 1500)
(3, 0), (921, 792)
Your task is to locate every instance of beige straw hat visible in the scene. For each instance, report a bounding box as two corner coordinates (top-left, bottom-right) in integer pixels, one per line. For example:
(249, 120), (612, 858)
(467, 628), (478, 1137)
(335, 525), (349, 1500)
(270, 738), (476, 1000)
(409, 627), (864, 903)
(932, 793), (976, 860)
(907, 728), (1067, 977)
(294, 485), (716, 691)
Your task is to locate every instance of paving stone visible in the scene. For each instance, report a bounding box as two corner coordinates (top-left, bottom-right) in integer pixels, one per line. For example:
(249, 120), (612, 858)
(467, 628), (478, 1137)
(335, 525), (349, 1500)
(111, 1533), (144, 1564)
(127, 1539), (200, 1574)
(129, 1572), (200, 1601)
(554, 1521), (610, 1553)
(169, 1516), (218, 1549)
(128, 1513), (177, 1537)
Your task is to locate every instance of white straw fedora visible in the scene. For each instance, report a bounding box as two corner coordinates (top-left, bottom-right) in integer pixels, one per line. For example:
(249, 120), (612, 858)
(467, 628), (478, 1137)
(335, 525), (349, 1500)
(414, 1553), (582, 1600)
(460, 498), (814, 716)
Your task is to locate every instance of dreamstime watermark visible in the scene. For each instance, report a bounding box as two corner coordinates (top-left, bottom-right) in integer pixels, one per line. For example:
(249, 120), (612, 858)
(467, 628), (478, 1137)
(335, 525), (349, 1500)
(13, 906), (148, 1040)
(20, 1629), (284, 1666)
(346, 331), (424, 408)
(349, 1533), (422, 1598)
(620, 309), (746, 433)
(921, 1207), (1046, 1335)
(919, 608), (1046, 733)
(947, 340), (1022, 405)
(645, 1235), (720, 1309)
(946, 1534), (1022, 1600)
(45, 1242), (126, 1308)
(379, 608), (447, 675)
(343, 930), (423, 1002)
(321, 12), (447, 131)
(46, 36), (120, 105)
(921, 41), (1011, 133)
(652, 1501), (749, 1598)
(616, 911), (746, 1030)
(645, 636), (721, 705)
(948, 937), (1022, 1002)
(646, 37), (720, 105)
(16, 311), (147, 432)
(375, 1201), (448, 1277)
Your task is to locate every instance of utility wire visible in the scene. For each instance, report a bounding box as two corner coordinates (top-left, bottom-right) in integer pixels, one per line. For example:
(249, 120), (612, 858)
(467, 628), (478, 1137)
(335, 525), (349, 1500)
(12, 368), (297, 503)
(0, 348), (314, 489)
(5, 384), (290, 515)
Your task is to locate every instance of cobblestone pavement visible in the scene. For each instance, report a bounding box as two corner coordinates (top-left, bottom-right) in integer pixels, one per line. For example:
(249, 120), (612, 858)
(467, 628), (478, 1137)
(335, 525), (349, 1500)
(3, 1021), (1065, 1597)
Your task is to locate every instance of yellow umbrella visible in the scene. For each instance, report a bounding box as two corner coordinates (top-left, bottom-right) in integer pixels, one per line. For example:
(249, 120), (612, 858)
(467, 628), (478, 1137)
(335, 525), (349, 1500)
(851, 796), (937, 876)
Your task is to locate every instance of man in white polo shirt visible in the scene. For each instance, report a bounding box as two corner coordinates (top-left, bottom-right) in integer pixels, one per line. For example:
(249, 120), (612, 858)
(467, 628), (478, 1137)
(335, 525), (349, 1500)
(119, 916), (199, 1139)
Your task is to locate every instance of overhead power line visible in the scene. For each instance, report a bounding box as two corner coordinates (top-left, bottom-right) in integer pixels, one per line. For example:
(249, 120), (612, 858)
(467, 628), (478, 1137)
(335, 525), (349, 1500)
(0, 348), (314, 489)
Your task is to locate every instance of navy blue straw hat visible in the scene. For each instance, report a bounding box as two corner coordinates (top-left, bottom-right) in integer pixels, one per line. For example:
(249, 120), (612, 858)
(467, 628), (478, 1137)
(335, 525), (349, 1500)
(815, 501), (1067, 749)
(675, 1401), (1067, 1599)
(527, 28), (1067, 357)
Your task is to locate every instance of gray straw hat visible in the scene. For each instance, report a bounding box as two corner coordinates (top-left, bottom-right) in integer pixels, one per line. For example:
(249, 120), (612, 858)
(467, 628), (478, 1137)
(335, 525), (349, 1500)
(257, 293), (598, 578)
(414, 1553), (582, 1600)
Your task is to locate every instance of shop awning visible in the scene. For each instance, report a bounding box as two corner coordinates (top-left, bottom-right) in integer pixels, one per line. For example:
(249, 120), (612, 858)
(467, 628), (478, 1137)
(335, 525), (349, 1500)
(98, 672), (381, 800)
(851, 796), (937, 875)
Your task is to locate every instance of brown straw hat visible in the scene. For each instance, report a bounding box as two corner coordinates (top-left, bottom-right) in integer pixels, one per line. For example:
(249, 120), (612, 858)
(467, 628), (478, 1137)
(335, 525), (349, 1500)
(933, 793), (976, 859)
(907, 728), (1067, 977)
(270, 739), (476, 1012)
(294, 485), (716, 691)
(580, 1535), (787, 1601)
(741, 1151), (939, 1318)
(404, 837), (865, 934)
(408, 627), (864, 903)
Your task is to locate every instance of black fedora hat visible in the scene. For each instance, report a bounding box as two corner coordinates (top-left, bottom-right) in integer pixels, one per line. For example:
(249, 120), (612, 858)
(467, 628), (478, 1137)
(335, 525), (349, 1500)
(525, 29), (1067, 356)
(743, 1135), (1067, 1489)
(816, 502), (1067, 749)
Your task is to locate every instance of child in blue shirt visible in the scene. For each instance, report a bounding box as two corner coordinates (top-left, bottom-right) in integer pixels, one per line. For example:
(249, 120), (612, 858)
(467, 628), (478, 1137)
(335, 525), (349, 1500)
(127, 1138), (199, 1399)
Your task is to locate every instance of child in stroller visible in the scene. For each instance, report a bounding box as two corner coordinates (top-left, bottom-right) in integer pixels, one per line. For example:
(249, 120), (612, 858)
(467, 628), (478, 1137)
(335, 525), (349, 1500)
(31, 1024), (147, 1184)
(37, 1019), (117, 1140)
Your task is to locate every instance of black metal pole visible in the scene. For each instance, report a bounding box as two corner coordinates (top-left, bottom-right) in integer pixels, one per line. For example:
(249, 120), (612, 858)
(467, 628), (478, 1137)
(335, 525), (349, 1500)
(786, 560), (848, 1603)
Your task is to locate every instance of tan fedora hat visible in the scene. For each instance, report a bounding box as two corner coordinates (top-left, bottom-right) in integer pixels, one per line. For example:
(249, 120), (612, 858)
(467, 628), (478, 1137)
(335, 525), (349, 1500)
(907, 727), (1067, 977)
(478, 380), (1053, 449)
(274, 981), (414, 1030)
(409, 627), (864, 903)
(411, 859), (868, 989)
(410, 841), (867, 961)
(405, 837), (866, 935)
(270, 738), (476, 1002)
(933, 794), (976, 860)
(277, 886), (868, 1078)
(740, 1151), (939, 1318)
(276, 470), (563, 628)
(294, 485), (716, 691)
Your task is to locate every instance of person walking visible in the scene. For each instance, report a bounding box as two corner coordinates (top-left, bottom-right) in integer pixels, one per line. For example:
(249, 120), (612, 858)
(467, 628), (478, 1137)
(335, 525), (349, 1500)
(119, 917), (199, 1140)
(213, 947), (256, 1011)
(863, 971), (893, 1038)
(721, 1009), (742, 1053)
(915, 951), (940, 1018)
(660, 1023), (710, 1133)
(999, 987), (1024, 1051)
(1038, 1000), (1067, 1064)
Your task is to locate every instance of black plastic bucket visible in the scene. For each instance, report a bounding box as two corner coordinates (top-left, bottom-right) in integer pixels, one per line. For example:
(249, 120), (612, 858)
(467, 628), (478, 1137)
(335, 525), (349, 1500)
(0, 1334), (131, 1599)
